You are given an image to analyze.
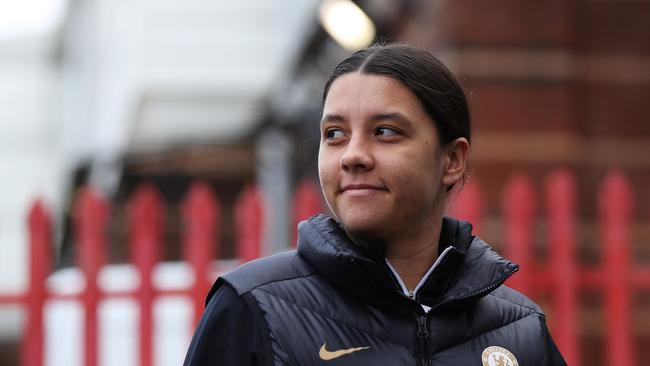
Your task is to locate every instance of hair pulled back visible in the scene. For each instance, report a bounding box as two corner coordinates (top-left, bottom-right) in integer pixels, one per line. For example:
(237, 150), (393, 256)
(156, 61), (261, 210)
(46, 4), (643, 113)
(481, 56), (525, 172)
(323, 44), (471, 146)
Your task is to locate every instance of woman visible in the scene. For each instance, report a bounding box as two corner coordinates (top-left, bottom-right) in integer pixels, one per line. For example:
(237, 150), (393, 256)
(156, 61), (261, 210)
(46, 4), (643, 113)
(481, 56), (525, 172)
(184, 44), (566, 366)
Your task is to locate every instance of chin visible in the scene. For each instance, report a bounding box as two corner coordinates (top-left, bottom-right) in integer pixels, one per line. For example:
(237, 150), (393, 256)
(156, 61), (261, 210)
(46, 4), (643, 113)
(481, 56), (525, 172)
(337, 215), (386, 242)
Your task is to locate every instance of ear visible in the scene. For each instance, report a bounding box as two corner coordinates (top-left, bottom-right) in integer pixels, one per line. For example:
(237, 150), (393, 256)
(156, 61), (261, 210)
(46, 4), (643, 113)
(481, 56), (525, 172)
(441, 137), (470, 188)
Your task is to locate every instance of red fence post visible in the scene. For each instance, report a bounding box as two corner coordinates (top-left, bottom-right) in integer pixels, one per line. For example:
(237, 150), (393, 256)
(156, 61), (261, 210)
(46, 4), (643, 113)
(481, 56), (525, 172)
(502, 174), (536, 296)
(74, 187), (109, 366)
(599, 171), (635, 366)
(234, 184), (264, 263)
(545, 170), (579, 365)
(128, 184), (163, 366)
(448, 179), (483, 234)
(182, 181), (219, 326)
(22, 200), (51, 366)
(292, 179), (323, 246)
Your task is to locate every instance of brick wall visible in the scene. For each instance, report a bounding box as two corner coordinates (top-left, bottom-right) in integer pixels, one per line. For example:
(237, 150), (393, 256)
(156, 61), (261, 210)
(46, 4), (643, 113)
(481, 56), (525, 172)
(391, 1), (650, 363)
(395, 0), (650, 218)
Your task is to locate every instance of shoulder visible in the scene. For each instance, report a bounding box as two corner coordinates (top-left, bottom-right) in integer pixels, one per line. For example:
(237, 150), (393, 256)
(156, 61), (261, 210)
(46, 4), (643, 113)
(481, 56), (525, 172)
(460, 236), (542, 316)
(489, 285), (544, 316)
(485, 285), (545, 318)
(209, 250), (315, 300)
(480, 287), (567, 364)
(185, 283), (273, 366)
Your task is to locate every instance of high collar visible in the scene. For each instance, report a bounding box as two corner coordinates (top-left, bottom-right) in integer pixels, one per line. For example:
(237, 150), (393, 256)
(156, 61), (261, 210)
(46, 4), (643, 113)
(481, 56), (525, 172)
(296, 214), (518, 313)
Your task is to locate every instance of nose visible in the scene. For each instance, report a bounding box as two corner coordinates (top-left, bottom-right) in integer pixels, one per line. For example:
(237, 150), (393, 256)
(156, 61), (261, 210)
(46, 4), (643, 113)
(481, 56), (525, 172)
(340, 136), (374, 172)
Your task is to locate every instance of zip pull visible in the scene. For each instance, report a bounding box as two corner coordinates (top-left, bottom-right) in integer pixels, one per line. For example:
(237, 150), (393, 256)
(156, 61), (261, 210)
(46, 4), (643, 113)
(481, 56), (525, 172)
(416, 315), (431, 366)
(408, 291), (416, 300)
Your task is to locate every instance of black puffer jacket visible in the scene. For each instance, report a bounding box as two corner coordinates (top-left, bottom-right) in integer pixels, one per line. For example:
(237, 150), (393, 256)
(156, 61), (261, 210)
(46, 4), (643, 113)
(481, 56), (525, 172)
(185, 215), (566, 365)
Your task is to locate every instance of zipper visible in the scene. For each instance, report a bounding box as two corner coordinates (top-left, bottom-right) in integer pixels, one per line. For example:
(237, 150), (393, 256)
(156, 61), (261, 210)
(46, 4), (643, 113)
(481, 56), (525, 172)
(385, 246), (454, 303)
(430, 265), (519, 313)
(416, 315), (431, 366)
(411, 264), (517, 365)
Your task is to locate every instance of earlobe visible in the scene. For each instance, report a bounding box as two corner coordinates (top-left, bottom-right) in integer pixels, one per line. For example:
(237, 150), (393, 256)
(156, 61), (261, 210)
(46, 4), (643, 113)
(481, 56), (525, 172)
(441, 138), (470, 187)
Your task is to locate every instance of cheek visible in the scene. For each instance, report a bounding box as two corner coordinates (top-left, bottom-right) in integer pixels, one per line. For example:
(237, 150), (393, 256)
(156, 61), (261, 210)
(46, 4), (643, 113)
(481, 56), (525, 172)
(318, 150), (337, 195)
(391, 150), (442, 194)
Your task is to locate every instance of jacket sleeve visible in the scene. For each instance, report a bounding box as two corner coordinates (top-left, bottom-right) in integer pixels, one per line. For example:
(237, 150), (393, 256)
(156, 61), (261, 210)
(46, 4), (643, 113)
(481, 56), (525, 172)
(184, 283), (272, 366)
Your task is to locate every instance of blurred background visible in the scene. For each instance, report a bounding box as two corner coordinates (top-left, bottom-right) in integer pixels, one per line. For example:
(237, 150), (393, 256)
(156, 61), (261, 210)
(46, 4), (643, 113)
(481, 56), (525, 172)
(0, 0), (648, 365)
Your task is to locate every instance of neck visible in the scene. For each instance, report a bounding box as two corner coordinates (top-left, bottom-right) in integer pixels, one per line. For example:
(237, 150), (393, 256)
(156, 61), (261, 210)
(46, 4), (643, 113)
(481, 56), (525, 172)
(385, 219), (442, 292)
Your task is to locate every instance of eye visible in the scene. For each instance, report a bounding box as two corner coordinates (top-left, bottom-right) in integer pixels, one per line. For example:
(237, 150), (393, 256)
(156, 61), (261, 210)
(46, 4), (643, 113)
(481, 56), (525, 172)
(325, 128), (345, 140)
(375, 127), (400, 137)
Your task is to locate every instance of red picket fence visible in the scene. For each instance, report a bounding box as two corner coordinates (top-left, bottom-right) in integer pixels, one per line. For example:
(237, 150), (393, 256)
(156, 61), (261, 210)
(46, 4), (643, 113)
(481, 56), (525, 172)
(449, 169), (649, 366)
(0, 170), (648, 365)
(0, 181), (269, 366)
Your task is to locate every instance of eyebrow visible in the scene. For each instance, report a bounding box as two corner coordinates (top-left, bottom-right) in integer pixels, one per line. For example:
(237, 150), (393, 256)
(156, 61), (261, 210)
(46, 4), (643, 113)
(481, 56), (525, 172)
(369, 112), (411, 124)
(320, 113), (345, 124)
(320, 112), (412, 125)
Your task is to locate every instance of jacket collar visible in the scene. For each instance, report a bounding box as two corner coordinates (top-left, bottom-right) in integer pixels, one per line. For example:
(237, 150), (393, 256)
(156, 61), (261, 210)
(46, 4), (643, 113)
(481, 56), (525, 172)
(296, 214), (518, 312)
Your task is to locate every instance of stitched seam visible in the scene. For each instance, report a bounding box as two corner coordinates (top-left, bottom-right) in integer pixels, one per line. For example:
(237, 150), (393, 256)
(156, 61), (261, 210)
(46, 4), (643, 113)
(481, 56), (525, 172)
(239, 272), (319, 294)
(254, 284), (411, 350)
(224, 252), (319, 295)
(241, 293), (275, 366)
(436, 312), (543, 354)
(486, 292), (545, 317)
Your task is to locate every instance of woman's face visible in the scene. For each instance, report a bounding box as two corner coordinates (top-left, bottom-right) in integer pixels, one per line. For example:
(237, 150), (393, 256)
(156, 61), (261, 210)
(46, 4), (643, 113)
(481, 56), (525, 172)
(318, 73), (451, 242)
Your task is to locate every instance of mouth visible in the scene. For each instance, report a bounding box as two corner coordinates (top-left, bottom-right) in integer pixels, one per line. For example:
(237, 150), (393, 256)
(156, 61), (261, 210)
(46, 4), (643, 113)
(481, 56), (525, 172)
(340, 184), (387, 193)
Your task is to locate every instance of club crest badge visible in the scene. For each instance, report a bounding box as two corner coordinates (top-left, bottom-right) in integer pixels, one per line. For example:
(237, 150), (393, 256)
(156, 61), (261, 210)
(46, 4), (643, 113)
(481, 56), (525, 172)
(481, 346), (519, 366)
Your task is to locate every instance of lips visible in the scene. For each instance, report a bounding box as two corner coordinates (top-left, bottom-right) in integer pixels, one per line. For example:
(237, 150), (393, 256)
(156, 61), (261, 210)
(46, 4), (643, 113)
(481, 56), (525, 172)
(340, 183), (387, 193)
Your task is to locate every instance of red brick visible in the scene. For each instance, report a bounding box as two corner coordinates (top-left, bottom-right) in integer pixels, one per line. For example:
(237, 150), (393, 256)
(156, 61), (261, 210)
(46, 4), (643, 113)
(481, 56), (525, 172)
(466, 82), (578, 131)
(578, 2), (650, 53)
(582, 84), (650, 135)
(443, 0), (575, 47)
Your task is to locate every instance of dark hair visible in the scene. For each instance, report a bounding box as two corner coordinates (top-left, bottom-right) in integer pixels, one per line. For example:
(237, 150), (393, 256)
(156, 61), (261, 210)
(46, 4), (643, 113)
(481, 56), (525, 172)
(322, 43), (471, 146)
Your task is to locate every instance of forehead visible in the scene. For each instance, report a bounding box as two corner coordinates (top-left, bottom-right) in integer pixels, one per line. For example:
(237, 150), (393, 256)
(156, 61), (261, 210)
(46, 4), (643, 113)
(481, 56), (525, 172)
(323, 73), (426, 117)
